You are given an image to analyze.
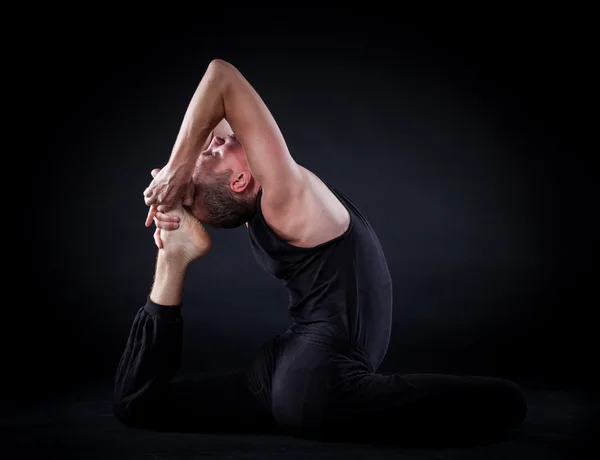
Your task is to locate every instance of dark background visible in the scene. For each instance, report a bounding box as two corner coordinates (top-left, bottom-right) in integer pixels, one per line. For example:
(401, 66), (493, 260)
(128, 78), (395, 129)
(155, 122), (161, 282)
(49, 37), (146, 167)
(19, 12), (594, 406)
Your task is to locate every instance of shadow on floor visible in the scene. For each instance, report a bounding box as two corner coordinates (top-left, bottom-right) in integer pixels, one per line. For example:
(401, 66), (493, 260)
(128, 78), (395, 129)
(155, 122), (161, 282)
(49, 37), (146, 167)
(0, 386), (596, 459)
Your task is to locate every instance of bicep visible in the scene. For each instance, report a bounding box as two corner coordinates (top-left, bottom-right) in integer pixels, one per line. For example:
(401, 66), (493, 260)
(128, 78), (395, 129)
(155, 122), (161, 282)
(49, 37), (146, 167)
(216, 60), (302, 197)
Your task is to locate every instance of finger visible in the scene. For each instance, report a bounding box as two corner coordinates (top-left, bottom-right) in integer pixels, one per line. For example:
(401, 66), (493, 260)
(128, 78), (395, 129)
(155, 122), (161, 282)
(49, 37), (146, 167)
(153, 228), (163, 249)
(155, 211), (180, 222)
(157, 204), (170, 213)
(144, 189), (158, 206)
(154, 218), (179, 230)
(145, 205), (158, 227)
(151, 168), (161, 178)
(143, 187), (153, 198)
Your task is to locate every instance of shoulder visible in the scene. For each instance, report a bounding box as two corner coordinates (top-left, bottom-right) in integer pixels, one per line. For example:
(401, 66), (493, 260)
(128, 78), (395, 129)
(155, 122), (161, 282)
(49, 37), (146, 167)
(260, 166), (351, 248)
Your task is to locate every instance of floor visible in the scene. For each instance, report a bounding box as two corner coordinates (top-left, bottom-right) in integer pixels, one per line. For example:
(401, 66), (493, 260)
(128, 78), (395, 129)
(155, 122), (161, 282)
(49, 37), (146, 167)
(1, 381), (596, 459)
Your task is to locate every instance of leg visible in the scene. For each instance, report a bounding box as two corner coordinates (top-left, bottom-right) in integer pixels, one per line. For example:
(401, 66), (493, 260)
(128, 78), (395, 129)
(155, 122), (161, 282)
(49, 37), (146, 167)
(114, 372), (275, 433)
(270, 338), (526, 442)
(332, 372), (527, 442)
(113, 300), (274, 433)
(113, 219), (276, 433)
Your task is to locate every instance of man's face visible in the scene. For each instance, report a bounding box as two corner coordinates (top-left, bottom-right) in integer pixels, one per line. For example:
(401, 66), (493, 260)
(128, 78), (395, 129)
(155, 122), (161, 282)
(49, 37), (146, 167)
(195, 134), (243, 175)
(188, 134), (257, 228)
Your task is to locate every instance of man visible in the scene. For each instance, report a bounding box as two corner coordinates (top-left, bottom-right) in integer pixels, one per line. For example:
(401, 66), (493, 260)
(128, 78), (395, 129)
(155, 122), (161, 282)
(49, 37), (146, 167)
(113, 59), (527, 442)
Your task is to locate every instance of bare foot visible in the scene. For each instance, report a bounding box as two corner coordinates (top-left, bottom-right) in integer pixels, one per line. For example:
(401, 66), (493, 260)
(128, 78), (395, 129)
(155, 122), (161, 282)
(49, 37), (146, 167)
(154, 202), (212, 264)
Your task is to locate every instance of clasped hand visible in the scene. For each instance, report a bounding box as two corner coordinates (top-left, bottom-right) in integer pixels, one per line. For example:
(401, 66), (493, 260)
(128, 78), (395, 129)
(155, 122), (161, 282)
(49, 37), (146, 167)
(143, 162), (196, 226)
(143, 168), (212, 262)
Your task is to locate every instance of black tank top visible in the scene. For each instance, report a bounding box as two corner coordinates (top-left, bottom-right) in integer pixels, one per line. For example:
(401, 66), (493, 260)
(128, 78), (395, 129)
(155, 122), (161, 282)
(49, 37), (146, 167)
(247, 179), (393, 370)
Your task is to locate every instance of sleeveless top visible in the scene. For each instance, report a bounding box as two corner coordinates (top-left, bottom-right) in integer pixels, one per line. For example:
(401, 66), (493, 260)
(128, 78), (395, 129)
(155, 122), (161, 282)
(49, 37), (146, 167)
(247, 179), (393, 370)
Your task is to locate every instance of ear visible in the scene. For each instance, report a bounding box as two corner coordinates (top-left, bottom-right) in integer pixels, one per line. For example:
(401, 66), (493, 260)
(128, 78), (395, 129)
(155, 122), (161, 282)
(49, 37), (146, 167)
(230, 171), (252, 193)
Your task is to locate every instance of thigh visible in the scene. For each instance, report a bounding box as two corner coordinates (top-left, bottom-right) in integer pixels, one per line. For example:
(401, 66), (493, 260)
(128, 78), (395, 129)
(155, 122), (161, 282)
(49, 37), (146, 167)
(170, 334), (288, 433)
(129, 371), (276, 433)
(269, 337), (372, 432)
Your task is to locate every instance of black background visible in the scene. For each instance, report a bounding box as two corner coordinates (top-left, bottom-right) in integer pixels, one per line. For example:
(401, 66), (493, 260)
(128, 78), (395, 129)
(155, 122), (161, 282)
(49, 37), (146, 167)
(18, 10), (594, 406)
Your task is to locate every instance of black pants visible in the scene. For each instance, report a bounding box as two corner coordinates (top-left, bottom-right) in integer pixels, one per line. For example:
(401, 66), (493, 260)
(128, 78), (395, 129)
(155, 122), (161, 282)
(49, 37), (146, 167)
(113, 299), (527, 441)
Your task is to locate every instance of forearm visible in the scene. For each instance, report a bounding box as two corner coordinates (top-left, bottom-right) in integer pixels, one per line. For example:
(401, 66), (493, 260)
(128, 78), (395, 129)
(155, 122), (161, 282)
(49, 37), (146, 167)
(169, 60), (231, 166)
(150, 251), (190, 306)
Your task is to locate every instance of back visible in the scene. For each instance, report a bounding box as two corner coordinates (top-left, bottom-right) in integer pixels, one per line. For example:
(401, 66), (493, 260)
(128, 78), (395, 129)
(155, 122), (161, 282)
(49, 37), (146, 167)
(247, 179), (393, 371)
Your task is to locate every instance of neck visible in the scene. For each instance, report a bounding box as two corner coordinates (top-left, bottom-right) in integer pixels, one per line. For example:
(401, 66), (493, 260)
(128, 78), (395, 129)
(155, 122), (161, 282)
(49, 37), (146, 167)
(251, 179), (262, 196)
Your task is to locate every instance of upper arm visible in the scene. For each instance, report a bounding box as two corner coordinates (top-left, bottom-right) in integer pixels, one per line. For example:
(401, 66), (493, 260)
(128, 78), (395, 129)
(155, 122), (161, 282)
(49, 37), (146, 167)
(210, 60), (303, 205)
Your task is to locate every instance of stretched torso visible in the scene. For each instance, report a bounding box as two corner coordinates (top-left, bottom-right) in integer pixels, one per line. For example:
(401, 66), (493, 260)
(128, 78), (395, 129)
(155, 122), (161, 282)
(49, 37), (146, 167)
(247, 176), (393, 370)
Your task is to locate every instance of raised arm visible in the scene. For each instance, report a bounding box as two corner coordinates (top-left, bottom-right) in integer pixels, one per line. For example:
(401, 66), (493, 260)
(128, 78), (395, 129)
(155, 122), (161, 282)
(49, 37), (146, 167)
(144, 59), (303, 213)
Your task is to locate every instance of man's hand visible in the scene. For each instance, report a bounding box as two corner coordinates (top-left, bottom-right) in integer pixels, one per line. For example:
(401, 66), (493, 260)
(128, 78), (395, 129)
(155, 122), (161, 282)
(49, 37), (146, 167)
(143, 162), (196, 226)
(145, 169), (212, 264)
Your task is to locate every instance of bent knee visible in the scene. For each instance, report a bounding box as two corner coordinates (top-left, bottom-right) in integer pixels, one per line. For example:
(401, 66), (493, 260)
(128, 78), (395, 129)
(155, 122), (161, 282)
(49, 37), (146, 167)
(271, 376), (333, 432)
(271, 393), (331, 432)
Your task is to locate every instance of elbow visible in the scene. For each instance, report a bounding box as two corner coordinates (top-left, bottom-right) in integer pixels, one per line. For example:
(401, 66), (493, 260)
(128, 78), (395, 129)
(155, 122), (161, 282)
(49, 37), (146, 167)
(206, 59), (236, 84)
(207, 58), (231, 77)
(205, 59), (238, 105)
(208, 58), (232, 71)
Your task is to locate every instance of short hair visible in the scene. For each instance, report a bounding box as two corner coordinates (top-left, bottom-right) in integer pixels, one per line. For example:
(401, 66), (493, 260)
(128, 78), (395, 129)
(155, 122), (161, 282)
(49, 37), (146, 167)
(201, 169), (257, 229)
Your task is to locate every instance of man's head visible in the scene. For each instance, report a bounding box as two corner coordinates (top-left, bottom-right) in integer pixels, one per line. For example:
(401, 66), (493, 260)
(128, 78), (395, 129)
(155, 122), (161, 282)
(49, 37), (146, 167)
(189, 134), (260, 228)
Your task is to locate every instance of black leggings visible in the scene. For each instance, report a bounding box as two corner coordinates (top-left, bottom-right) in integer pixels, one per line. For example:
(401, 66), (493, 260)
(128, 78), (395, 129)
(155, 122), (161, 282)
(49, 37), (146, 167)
(113, 300), (527, 442)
